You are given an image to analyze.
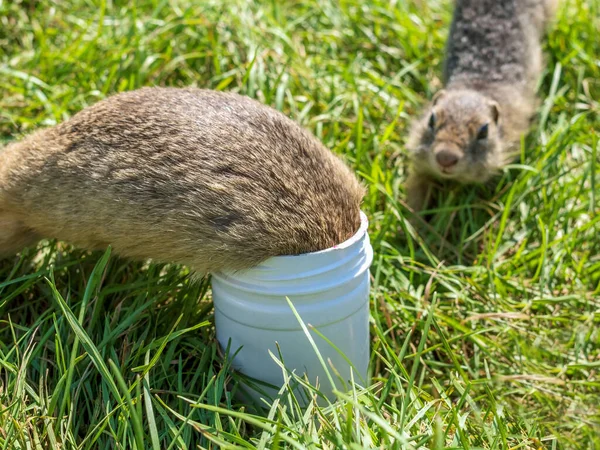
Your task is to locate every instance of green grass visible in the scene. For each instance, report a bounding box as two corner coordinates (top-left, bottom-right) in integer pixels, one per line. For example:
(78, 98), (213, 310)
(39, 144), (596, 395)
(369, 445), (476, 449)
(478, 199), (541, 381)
(1, 0), (599, 448)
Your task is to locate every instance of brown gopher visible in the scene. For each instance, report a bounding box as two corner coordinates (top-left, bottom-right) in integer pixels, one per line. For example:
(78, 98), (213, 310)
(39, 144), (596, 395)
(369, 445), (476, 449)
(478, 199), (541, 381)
(406, 0), (558, 211)
(0, 88), (364, 273)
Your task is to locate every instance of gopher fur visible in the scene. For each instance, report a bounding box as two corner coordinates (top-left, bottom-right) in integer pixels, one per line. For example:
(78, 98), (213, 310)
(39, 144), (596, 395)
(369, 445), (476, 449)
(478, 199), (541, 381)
(406, 0), (558, 211)
(0, 87), (364, 273)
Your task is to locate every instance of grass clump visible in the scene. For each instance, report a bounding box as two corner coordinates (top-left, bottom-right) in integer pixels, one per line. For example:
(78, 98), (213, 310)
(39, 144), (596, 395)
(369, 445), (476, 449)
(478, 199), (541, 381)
(1, 0), (599, 448)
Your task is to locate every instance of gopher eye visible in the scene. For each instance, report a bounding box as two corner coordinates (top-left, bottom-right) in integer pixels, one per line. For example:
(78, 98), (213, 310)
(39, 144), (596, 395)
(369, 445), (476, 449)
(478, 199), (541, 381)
(428, 112), (436, 131)
(477, 123), (489, 140)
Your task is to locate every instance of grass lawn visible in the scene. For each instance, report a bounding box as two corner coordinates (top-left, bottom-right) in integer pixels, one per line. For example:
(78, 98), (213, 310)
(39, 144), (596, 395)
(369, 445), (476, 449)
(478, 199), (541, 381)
(1, 0), (599, 448)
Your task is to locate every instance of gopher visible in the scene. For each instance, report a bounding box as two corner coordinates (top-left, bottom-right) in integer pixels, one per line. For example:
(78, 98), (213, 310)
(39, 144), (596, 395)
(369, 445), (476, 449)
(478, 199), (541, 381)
(0, 88), (364, 273)
(406, 0), (558, 211)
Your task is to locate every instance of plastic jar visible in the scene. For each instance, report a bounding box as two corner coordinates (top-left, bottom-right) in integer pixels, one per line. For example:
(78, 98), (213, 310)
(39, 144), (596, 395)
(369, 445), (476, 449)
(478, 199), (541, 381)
(212, 212), (372, 405)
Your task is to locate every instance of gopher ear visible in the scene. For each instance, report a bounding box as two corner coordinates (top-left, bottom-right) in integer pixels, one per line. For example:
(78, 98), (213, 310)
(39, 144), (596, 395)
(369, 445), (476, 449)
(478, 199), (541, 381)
(432, 89), (447, 106)
(489, 100), (500, 123)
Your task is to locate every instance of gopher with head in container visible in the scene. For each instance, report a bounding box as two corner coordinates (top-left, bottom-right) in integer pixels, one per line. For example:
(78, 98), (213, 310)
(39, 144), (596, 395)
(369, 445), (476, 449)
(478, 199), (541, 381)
(0, 88), (364, 273)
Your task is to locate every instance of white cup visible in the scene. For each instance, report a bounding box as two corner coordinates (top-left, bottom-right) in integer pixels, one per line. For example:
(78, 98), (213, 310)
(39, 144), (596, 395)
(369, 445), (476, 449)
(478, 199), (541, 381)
(212, 211), (373, 406)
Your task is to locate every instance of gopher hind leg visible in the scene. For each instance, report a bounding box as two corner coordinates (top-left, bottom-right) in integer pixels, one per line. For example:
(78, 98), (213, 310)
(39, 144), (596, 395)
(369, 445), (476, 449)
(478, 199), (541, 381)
(0, 211), (40, 258)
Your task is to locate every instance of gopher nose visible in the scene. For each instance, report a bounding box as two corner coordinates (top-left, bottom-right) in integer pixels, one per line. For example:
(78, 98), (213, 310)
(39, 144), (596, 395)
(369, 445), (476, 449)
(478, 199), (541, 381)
(435, 150), (460, 168)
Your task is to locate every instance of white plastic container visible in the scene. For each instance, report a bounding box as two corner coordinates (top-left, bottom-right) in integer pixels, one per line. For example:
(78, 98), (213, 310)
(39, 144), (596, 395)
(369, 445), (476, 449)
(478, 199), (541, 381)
(212, 212), (373, 406)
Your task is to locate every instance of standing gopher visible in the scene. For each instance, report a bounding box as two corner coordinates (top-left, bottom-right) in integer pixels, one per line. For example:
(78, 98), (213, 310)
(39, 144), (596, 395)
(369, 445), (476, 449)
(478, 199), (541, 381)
(0, 88), (364, 273)
(406, 0), (558, 211)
